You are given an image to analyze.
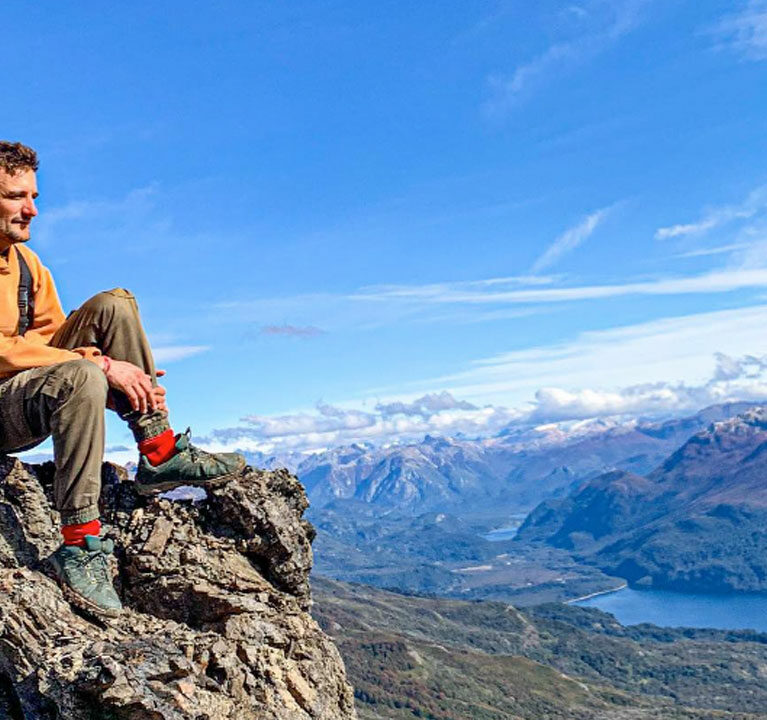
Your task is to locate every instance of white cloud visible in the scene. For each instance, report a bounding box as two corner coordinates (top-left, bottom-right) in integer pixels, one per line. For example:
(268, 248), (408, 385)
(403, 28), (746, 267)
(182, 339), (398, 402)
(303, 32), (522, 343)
(152, 345), (209, 363)
(240, 403), (377, 440)
(199, 346), (767, 455)
(375, 391), (477, 417)
(531, 206), (612, 273)
(203, 393), (519, 454)
(655, 185), (767, 240)
(712, 0), (767, 61)
(525, 349), (767, 422)
(528, 367), (767, 423)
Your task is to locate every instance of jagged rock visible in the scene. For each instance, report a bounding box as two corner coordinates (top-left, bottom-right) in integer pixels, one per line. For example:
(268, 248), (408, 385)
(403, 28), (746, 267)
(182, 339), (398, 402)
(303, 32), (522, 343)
(0, 455), (357, 719)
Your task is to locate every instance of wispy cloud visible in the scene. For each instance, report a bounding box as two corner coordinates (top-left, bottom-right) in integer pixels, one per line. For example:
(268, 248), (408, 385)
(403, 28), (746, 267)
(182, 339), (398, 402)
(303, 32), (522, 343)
(215, 265), (767, 338)
(260, 324), (325, 338)
(486, 42), (575, 111)
(401, 304), (767, 410)
(355, 268), (767, 306)
(531, 206), (612, 273)
(655, 185), (767, 240)
(711, 0), (767, 61)
(484, 0), (649, 115)
(33, 185), (163, 248)
(152, 345), (209, 363)
(213, 184), (767, 333)
(674, 243), (751, 259)
(213, 275), (560, 332)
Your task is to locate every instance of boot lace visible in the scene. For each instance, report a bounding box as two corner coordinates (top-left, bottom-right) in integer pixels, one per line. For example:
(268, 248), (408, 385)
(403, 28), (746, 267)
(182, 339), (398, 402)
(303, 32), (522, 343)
(77, 541), (114, 586)
(183, 429), (218, 464)
(67, 548), (108, 586)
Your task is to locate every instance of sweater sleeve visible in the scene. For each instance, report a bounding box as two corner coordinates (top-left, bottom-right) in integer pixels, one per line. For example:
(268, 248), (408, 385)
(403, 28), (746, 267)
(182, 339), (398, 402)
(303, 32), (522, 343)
(0, 249), (102, 377)
(0, 334), (88, 376)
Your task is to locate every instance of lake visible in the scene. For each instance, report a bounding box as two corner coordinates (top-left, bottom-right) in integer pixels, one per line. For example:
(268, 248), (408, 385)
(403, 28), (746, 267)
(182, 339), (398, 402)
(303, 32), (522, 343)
(483, 526), (519, 541)
(576, 587), (767, 632)
(482, 515), (528, 542)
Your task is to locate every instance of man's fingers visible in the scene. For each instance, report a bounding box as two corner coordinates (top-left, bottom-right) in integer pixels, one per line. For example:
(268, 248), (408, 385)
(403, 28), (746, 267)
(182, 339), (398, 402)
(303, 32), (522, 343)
(125, 386), (140, 412)
(149, 383), (168, 413)
(131, 382), (148, 414)
(138, 375), (154, 411)
(104, 360), (164, 415)
(150, 388), (166, 412)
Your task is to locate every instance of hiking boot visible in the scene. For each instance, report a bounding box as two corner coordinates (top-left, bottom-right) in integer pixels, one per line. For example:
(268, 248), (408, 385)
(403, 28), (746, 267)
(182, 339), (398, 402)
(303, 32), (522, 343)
(49, 536), (123, 618)
(134, 428), (246, 496)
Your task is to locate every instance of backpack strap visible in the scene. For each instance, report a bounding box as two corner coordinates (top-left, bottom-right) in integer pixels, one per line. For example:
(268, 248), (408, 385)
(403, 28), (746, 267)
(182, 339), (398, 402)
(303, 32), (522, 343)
(15, 247), (35, 336)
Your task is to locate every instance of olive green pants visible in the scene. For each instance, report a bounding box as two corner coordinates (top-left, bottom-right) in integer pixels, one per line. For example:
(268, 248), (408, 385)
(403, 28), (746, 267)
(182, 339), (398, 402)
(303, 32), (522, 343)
(0, 289), (168, 524)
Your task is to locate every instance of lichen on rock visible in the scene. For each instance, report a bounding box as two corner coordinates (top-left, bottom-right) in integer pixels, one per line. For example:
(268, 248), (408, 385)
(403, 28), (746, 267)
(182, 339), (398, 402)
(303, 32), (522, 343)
(0, 455), (357, 719)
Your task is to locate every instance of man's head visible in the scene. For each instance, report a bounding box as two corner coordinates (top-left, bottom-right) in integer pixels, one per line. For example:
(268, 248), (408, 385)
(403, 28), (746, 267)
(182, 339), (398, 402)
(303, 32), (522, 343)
(0, 141), (39, 250)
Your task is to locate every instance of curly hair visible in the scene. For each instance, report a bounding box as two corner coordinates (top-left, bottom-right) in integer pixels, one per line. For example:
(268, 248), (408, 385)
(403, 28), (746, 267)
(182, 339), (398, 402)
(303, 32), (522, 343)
(0, 141), (39, 175)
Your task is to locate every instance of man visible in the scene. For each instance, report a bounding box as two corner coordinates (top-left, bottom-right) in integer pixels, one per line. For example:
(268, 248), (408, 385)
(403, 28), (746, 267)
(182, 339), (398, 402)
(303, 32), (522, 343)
(0, 141), (245, 617)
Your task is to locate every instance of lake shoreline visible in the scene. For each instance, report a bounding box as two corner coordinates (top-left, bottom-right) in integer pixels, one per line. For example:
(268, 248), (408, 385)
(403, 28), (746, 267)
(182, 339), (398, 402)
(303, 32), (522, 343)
(567, 582), (628, 605)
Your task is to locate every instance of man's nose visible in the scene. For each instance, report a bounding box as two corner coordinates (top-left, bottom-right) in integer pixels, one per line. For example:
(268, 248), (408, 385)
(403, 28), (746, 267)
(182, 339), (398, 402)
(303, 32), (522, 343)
(22, 198), (38, 218)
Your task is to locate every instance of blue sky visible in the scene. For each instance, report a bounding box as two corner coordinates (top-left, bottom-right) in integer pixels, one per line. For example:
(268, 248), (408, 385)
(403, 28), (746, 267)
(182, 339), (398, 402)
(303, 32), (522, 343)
(7, 1), (767, 455)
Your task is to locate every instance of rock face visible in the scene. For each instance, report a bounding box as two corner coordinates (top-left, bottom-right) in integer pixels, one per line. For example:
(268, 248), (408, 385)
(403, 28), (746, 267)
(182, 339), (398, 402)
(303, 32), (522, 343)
(0, 455), (357, 720)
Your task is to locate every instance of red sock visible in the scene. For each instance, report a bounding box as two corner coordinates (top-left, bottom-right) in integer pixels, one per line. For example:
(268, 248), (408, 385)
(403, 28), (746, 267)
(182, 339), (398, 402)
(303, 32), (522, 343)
(138, 428), (178, 466)
(61, 519), (101, 546)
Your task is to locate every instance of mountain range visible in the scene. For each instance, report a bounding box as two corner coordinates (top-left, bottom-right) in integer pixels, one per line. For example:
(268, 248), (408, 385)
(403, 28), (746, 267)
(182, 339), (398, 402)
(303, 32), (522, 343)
(240, 401), (767, 599)
(249, 401), (756, 519)
(269, 401), (758, 600)
(516, 406), (767, 592)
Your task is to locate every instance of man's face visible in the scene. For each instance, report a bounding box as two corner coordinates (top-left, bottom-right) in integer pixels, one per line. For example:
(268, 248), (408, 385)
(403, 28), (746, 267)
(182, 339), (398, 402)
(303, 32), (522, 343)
(0, 167), (38, 251)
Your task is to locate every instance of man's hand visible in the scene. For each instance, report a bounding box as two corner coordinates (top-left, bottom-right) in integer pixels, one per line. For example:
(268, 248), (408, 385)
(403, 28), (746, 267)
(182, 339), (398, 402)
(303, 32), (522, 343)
(151, 377), (168, 413)
(99, 358), (166, 414)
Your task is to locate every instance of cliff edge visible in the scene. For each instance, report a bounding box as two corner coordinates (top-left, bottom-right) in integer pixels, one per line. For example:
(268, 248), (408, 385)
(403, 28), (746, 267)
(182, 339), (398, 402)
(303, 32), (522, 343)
(0, 454), (357, 720)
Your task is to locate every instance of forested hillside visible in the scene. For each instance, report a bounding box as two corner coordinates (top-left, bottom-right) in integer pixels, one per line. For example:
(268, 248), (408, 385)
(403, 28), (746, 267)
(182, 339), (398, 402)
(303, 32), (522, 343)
(313, 577), (767, 720)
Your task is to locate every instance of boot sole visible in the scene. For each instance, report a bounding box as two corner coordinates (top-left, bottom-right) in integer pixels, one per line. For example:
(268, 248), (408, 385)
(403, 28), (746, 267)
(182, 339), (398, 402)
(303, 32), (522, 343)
(133, 458), (247, 497)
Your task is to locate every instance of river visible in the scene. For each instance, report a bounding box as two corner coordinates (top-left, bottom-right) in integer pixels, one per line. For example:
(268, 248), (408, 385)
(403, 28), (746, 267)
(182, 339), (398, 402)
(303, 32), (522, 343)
(575, 587), (767, 632)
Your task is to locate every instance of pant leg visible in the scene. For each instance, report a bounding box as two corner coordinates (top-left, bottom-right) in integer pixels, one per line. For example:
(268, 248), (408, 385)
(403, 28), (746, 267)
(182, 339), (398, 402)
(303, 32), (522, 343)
(0, 360), (106, 524)
(51, 288), (170, 442)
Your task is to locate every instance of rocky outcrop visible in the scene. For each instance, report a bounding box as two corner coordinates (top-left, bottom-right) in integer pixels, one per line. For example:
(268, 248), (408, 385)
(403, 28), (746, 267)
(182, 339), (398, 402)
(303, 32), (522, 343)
(0, 455), (357, 719)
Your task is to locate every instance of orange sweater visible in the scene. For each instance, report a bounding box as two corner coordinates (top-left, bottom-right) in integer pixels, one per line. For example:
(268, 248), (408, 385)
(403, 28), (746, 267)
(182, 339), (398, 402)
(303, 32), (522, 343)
(0, 244), (101, 379)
